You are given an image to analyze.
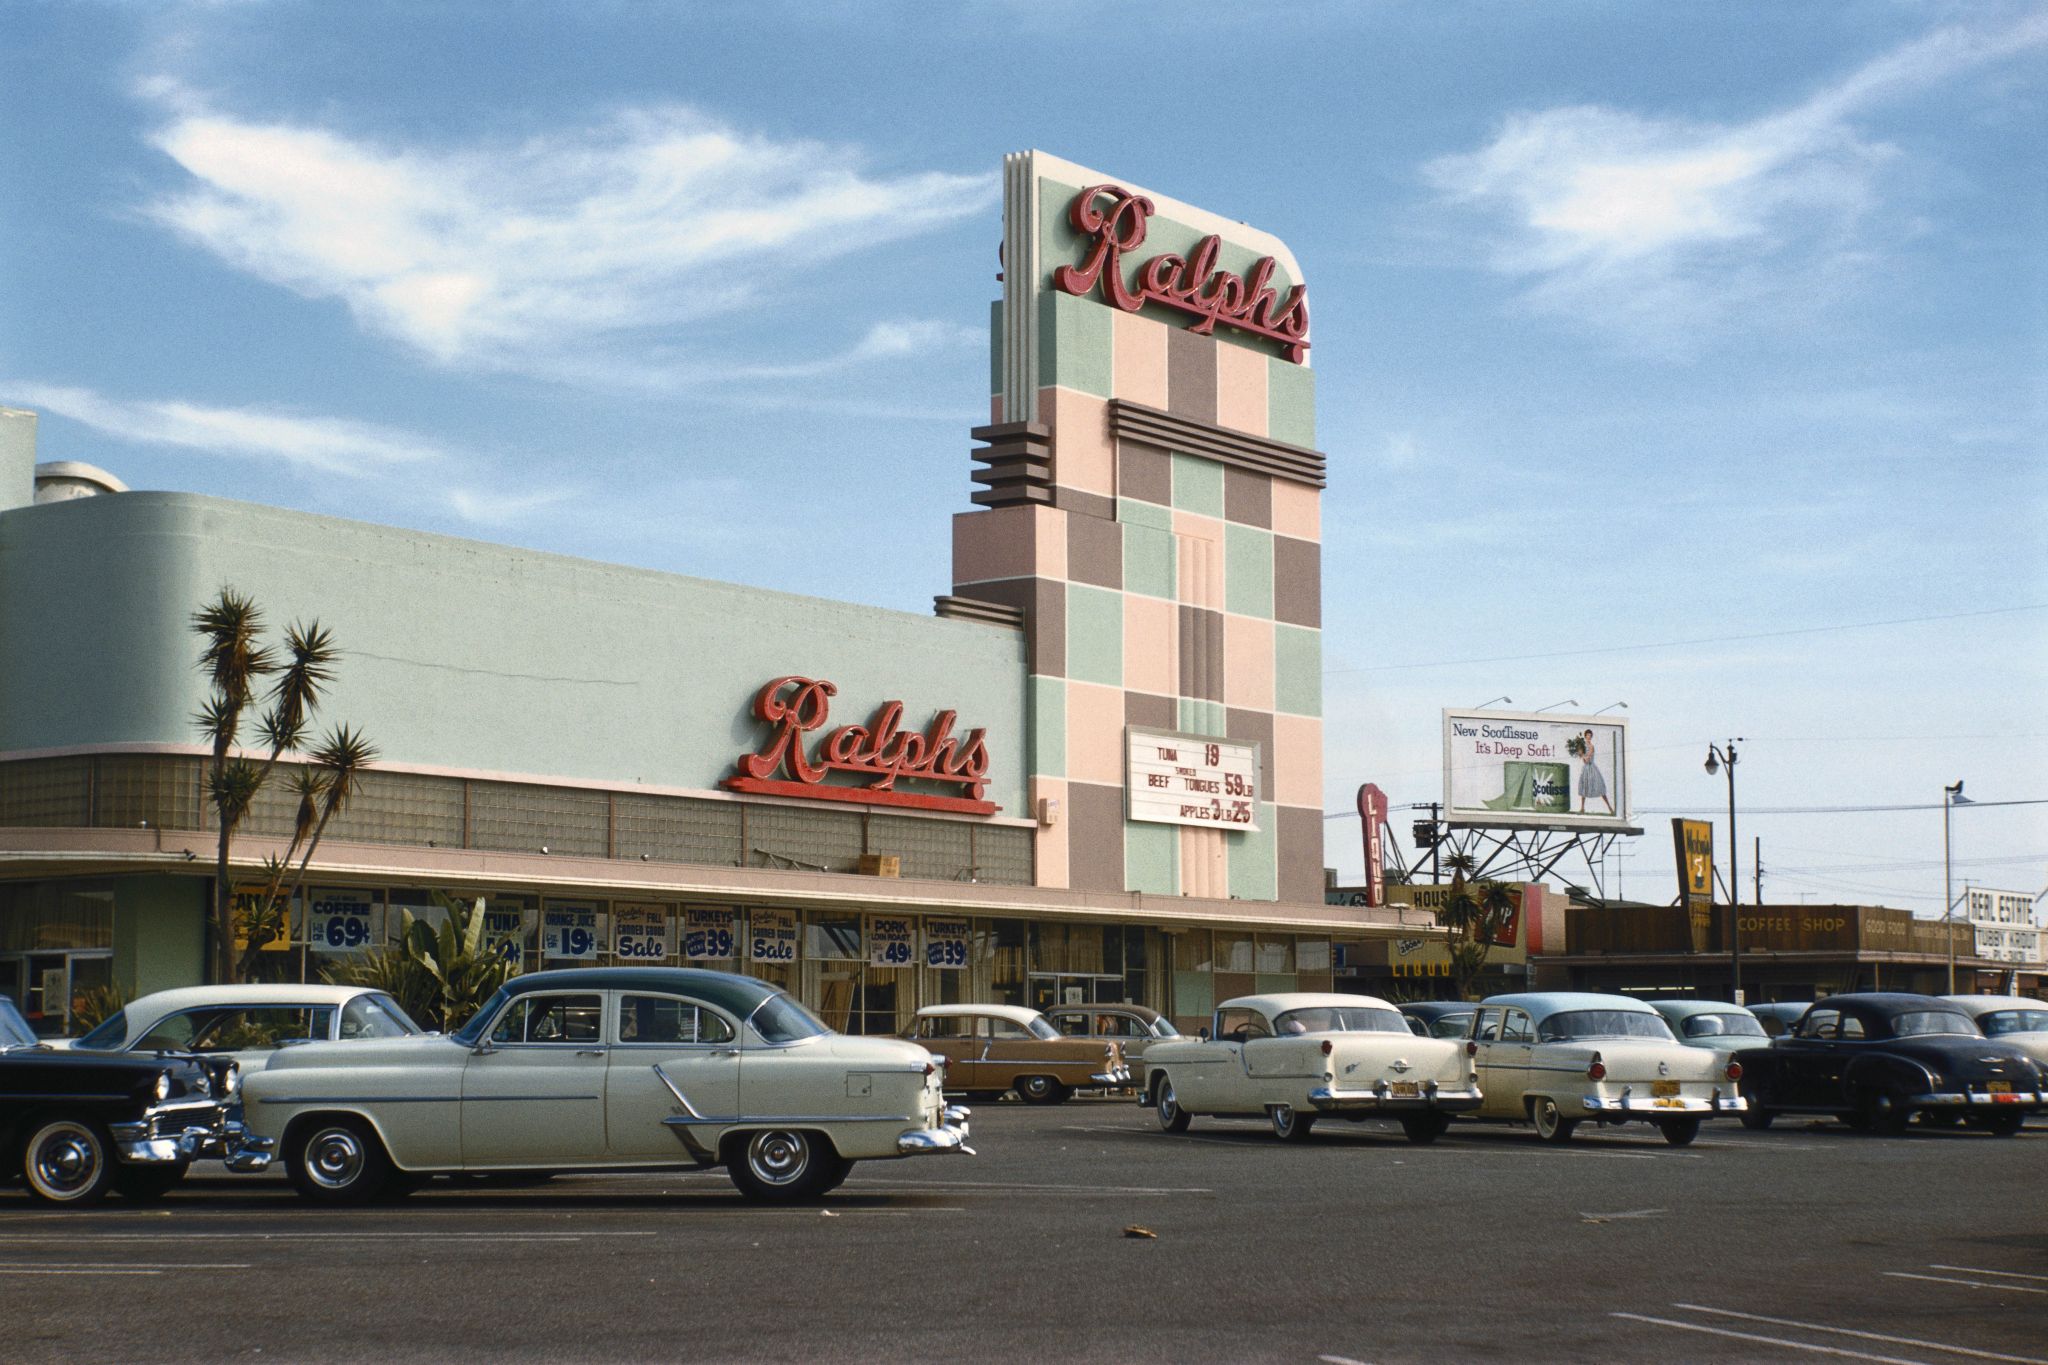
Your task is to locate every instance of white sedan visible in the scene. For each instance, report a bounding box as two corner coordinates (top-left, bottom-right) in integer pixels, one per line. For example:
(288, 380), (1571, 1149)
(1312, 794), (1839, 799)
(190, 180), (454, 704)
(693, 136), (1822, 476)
(1462, 992), (1747, 1145)
(1138, 993), (1481, 1143)
(66, 984), (422, 1074)
(241, 967), (970, 1204)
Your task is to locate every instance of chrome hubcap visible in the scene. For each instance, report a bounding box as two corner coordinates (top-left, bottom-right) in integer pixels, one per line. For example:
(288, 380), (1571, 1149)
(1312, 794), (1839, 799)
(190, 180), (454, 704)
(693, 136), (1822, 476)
(306, 1128), (365, 1189)
(1159, 1083), (1177, 1118)
(1274, 1105), (1294, 1134)
(1536, 1101), (1558, 1134)
(746, 1131), (809, 1186)
(31, 1127), (99, 1197)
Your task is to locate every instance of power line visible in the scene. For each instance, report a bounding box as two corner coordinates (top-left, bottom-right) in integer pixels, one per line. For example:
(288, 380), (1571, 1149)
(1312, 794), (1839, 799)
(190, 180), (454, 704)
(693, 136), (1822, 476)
(1323, 602), (2047, 676)
(1326, 797), (2048, 819)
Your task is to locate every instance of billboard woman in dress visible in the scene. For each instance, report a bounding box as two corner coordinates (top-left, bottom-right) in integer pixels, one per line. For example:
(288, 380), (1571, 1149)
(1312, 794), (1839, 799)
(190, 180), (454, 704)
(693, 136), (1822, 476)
(1573, 729), (1613, 816)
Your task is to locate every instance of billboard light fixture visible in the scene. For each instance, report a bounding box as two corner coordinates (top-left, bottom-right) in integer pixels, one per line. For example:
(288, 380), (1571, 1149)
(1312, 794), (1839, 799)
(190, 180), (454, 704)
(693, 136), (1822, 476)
(1469, 695), (1512, 709)
(1531, 699), (1580, 714)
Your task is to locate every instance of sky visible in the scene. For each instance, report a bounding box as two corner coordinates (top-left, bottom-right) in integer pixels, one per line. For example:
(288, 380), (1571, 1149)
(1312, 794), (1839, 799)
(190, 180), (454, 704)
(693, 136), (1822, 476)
(3, 1), (2043, 918)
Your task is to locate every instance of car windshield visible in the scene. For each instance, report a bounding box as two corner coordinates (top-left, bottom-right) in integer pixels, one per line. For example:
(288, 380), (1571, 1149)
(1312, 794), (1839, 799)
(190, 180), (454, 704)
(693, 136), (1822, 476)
(76, 1008), (129, 1049)
(450, 986), (513, 1046)
(1538, 1010), (1675, 1042)
(1681, 1012), (1767, 1040)
(0, 997), (36, 1049)
(1275, 1006), (1409, 1035)
(1890, 1010), (1976, 1038)
(1026, 1015), (1060, 1041)
(1152, 1017), (1182, 1038)
(1981, 1009), (2048, 1036)
(341, 994), (424, 1039)
(751, 992), (830, 1044)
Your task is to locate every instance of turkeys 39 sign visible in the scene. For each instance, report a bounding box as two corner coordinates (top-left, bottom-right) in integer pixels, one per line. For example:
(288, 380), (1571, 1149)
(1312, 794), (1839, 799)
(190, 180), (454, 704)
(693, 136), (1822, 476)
(1126, 728), (1260, 830)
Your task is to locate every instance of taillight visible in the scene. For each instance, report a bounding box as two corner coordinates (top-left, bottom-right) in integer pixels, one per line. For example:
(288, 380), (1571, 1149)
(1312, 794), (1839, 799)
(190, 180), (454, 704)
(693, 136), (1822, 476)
(924, 1062), (935, 1077)
(1725, 1060), (1743, 1082)
(1587, 1056), (1606, 1081)
(1466, 1041), (1478, 1057)
(1320, 1039), (1334, 1056)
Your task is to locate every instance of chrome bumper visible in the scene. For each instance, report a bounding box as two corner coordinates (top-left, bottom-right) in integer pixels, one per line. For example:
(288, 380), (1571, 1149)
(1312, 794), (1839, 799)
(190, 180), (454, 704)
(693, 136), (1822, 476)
(1308, 1083), (1484, 1113)
(1912, 1090), (2044, 1109)
(1581, 1087), (1747, 1116)
(108, 1112), (276, 1171)
(897, 1105), (975, 1157)
(1091, 1068), (1133, 1089)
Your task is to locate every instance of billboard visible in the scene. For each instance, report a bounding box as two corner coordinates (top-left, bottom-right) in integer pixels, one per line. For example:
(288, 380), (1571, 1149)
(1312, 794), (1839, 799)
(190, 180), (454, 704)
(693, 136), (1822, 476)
(1442, 710), (1630, 831)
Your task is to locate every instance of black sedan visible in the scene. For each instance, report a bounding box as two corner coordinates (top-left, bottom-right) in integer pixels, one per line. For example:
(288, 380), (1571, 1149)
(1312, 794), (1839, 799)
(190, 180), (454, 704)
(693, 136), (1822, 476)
(1, 995), (273, 1204)
(1734, 993), (2046, 1136)
(1398, 1000), (1477, 1040)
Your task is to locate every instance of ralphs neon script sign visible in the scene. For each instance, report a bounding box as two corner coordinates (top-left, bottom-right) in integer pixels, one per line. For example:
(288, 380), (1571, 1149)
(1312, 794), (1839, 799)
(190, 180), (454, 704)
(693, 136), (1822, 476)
(1053, 184), (1309, 363)
(722, 676), (997, 816)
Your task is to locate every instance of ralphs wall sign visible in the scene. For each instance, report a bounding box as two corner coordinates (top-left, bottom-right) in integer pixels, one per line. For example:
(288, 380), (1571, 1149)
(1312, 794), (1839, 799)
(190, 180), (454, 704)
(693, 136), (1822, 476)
(1442, 709), (1631, 832)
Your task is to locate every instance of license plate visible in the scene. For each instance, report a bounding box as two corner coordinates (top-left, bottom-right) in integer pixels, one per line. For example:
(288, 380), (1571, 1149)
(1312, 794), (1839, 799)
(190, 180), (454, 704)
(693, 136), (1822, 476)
(1987, 1081), (2012, 1094)
(1389, 1081), (1419, 1097)
(1653, 1097), (1687, 1109)
(1651, 1080), (1680, 1097)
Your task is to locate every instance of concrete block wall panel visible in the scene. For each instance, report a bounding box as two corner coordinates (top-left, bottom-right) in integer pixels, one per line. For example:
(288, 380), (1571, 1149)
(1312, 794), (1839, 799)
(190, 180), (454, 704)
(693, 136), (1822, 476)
(0, 494), (1032, 816)
(954, 152), (1327, 903)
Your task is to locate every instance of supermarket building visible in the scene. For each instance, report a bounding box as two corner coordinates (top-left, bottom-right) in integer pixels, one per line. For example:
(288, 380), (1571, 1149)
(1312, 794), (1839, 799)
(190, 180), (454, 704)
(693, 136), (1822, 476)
(0, 151), (1417, 1035)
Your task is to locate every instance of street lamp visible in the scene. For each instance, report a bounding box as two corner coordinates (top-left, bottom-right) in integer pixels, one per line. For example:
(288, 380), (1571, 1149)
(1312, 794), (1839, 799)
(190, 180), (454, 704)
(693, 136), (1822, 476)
(1591, 701), (1628, 716)
(1531, 699), (1580, 714)
(1944, 779), (1972, 993)
(1705, 740), (1744, 1000)
(1470, 695), (1512, 709)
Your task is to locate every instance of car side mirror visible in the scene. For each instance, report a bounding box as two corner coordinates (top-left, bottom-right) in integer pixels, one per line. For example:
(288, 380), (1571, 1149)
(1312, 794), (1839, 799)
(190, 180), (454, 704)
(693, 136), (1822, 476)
(471, 1037), (497, 1056)
(1198, 1027), (1211, 1041)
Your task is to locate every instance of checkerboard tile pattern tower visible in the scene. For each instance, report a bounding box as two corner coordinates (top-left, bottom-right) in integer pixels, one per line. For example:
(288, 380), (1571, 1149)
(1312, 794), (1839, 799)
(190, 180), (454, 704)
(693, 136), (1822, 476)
(948, 152), (1326, 903)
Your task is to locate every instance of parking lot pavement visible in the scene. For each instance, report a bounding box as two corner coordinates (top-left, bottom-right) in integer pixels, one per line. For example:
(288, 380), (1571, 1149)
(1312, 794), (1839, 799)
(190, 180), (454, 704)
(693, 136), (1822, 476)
(4, 1103), (2044, 1364)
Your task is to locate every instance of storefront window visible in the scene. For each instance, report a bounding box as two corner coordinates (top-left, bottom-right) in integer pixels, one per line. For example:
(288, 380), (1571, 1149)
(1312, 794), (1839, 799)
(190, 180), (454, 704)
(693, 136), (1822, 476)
(0, 880), (117, 1035)
(803, 914), (863, 1033)
(1297, 937), (1333, 992)
(1171, 928), (1215, 1028)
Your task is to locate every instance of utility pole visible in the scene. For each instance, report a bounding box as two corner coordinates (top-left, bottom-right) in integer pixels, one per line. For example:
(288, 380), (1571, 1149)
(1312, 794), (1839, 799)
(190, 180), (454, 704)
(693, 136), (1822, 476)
(1754, 835), (1762, 905)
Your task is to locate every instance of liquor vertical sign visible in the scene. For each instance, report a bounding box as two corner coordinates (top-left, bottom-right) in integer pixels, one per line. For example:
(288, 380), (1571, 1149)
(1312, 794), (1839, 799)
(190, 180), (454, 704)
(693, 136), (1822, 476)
(1356, 784), (1389, 909)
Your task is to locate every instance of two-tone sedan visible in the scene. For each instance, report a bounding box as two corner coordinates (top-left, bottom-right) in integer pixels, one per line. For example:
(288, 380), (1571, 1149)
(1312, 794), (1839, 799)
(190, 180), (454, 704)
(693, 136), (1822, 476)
(242, 967), (970, 1205)
(905, 1004), (1131, 1104)
(1940, 995), (2048, 1069)
(1648, 999), (1771, 1055)
(66, 983), (422, 1075)
(1138, 994), (1480, 1143)
(1735, 993), (2045, 1135)
(1462, 993), (1747, 1145)
(1043, 1003), (1182, 1073)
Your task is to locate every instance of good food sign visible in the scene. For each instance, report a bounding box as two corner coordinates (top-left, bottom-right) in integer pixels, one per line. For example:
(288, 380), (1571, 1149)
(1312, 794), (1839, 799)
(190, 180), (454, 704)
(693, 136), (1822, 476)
(1443, 709), (1630, 832)
(1126, 728), (1260, 830)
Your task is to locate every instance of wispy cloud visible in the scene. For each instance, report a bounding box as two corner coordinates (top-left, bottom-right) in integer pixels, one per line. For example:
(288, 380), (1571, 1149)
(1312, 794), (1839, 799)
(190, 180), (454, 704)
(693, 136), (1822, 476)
(135, 82), (997, 379)
(1424, 16), (2048, 344)
(533, 318), (981, 394)
(3, 380), (445, 475)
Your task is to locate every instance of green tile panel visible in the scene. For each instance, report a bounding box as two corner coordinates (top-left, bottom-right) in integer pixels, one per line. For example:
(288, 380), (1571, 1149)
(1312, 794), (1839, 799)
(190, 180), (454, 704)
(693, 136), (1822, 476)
(1224, 523), (1274, 619)
(1028, 674), (1066, 779)
(1227, 802), (1279, 902)
(1268, 357), (1316, 448)
(1170, 453), (1224, 518)
(1125, 819), (1179, 896)
(1064, 584), (1124, 687)
(1117, 496), (1174, 530)
(1177, 698), (1227, 737)
(1122, 523), (1175, 600)
(1274, 624), (1322, 717)
(1038, 291), (1112, 399)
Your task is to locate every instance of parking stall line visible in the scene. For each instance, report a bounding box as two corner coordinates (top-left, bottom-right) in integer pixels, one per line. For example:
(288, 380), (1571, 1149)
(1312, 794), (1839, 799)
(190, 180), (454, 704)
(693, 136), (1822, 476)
(0, 1268), (164, 1277)
(0, 1261), (253, 1271)
(1928, 1266), (2048, 1285)
(852, 1175), (1212, 1195)
(1885, 1273), (2048, 1296)
(1611, 1312), (1934, 1363)
(1670, 1304), (2048, 1364)
(0, 1231), (659, 1244)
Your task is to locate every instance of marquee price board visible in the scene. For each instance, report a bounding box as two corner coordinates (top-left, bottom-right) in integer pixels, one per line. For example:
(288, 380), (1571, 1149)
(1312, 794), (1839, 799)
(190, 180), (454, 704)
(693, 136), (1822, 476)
(1125, 728), (1260, 830)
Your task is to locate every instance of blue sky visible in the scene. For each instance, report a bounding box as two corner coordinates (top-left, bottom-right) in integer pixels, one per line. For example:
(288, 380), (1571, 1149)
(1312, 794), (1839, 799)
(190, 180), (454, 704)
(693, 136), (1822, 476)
(4, 1), (2043, 916)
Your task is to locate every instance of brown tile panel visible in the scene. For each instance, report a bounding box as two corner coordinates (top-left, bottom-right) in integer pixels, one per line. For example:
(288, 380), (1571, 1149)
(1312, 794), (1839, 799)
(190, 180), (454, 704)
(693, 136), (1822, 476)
(1272, 535), (1321, 628)
(1226, 707), (1276, 798)
(1110, 400), (1325, 488)
(952, 577), (1064, 677)
(1066, 510), (1123, 589)
(1125, 692), (1178, 732)
(1054, 487), (1116, 521)
(1276, 804), (1326, 903)
(1066, 781), (1128, 892)
(1165, 327), (1218, 425)
(1177, 604), (1224, 702)
(1223, 467), (1272, 529)
(1118, 438), (1172, 505)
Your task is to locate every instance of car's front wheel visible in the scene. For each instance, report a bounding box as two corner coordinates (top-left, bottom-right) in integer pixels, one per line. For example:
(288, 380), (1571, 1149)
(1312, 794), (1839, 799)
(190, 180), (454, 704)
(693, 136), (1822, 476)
(1853, 1088), (1911, 1137)
(286, 1116), (396, 1206)
(21, 1117), (116, 1205)
(1659, 1116), (1702, 1147)
(725, 1129), (846, 1204)
(114, 1159), (190, 1202)
(1270, 1104), (1315, 1142)
(1399, 1112), (1451, 1145)
(1154, 1077), (1191, 1133)
(1530, 1096), (1578, 1144)
(1014, 1075), (1070, 1106)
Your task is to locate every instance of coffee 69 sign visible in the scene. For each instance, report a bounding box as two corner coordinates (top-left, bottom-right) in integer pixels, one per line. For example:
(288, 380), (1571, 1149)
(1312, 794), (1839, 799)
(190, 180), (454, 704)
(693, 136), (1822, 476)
(723, 675), (997, 816)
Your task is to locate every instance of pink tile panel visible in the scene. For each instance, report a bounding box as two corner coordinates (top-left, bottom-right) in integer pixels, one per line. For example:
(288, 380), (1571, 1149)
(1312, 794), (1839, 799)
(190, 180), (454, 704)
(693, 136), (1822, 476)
(1042, 387), (1114, 499)
(1223, 614), (1275, 711)
(1179, 826), (1227, 900)
(1123, 594), (1177, 699)
(1112, 311), (1169, 408)
(1215, 341), (1269, 437)
(1271, 478), (1320, 543)
(1033, 775), (1069, 889)
(1065, 680), (1126, 788)
(1272, 712), (1324, 810)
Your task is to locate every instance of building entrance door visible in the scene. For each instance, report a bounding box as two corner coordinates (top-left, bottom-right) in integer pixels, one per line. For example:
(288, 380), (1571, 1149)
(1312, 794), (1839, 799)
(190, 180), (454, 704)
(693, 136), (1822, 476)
(1, 952), (113, 1036)
(1028, 973), (1126, 1011)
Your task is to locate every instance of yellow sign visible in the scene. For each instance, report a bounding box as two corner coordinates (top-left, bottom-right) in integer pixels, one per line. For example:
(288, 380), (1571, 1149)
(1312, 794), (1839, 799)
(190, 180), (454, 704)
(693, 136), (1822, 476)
(1673, 820), (1715, 954)
(232, 884), (291, 953)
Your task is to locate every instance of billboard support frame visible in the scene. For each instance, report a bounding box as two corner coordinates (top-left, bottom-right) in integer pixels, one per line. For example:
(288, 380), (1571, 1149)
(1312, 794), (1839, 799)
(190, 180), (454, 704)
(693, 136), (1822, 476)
(1437, 822), (1639, 906)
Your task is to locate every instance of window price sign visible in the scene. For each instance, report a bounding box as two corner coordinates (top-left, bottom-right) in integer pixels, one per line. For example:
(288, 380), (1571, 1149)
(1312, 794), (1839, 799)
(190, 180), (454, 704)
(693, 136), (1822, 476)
(1126, 728), (1260, 830)
(614, 904), (670, 962)
(868, 916), (915, 966)
(308, 889), (375, 955)
(924, 918), (970, 969)
(750, 909), (798, 964)
(481, 904), (525, 964)
(542, 904), (599, 959)
(683, 907), (735, 960)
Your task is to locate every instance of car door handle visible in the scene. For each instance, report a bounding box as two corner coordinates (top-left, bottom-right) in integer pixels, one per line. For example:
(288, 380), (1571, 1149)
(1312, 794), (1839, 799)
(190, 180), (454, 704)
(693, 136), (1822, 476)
(712, 1048), (739, 1058)
(576, 1049), (605, 1057)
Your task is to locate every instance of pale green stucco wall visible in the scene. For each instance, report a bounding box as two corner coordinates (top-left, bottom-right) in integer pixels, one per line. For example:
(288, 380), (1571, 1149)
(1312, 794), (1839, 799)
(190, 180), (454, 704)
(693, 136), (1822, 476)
(0, 494), (1030, 815)
(112, 875), (205, 997)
